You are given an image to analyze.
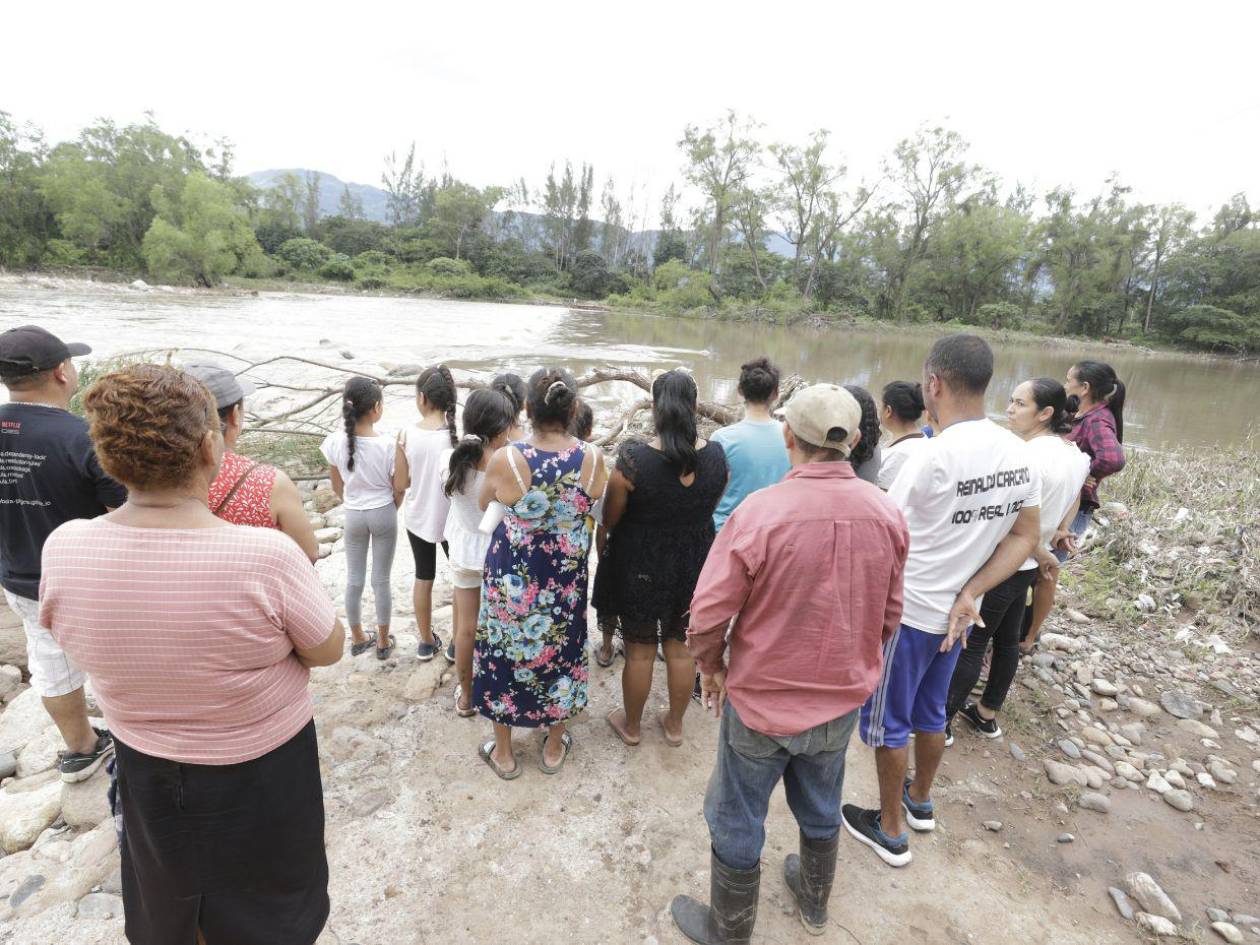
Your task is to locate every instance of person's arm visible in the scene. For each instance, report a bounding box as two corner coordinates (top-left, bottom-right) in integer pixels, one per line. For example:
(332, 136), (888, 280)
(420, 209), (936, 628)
(944, 504), (1041, 650)
(270, 470), (320, 562)
(1052, 497), (1081, 555)
(479, 446), (515, 511)
(882, 516), (909, 644)
(600, 467), (632, 530)
(296, 618), (346, 668)
(329, 466), (344, 500)
(393, 432), (410, 496)
(1085, 415), (1126, 480)
(273, 539), (344, 667)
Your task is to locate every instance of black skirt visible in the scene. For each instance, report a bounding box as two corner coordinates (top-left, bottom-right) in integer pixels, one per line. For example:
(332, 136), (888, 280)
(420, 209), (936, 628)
(113, 719), (330, 945)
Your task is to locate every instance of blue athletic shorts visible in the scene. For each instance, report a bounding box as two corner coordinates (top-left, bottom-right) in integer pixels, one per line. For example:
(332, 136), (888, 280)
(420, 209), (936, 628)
(860, 624), (962, 749)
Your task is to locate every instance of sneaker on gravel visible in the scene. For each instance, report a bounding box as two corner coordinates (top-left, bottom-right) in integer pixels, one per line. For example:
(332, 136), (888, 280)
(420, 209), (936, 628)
(959, 701), (1002, 738)
(841, 804), (911, 867)
(59, 730), (114, 783)
(944, 722), (954, 747)
(416, 632), (444, 661)
(902, 778), (936, 832)
(443, 638), (456, 664)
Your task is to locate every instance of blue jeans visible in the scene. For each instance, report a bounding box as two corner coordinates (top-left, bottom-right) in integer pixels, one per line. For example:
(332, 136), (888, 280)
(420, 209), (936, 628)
(1068, 507), (1093, 539)
(704, 702), (858, 870)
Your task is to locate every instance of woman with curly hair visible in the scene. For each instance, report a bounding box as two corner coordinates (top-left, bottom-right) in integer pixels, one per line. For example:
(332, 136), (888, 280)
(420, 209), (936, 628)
(843, 383), (883, 485)
(38, 363), (343, 945)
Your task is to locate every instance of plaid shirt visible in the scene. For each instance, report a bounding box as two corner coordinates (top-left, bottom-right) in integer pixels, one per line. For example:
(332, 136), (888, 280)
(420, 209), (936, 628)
(1068, 405), (1126, 509)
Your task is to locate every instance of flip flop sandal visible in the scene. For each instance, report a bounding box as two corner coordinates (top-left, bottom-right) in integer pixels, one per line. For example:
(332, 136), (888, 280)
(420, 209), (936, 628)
(350, 638), (375, 656)
(606, 709), (640, 747)
(538, 731), (573, 775)
(658, 711), (683, 748)
(376, 634), (396, 661)
(478, 739), (521, 780)
(454, 684), (477, 718)
(594, 643), (616, 668)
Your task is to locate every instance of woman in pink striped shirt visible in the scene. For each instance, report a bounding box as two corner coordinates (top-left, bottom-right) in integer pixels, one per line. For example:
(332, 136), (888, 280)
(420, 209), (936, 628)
(39, 364), (344, 945)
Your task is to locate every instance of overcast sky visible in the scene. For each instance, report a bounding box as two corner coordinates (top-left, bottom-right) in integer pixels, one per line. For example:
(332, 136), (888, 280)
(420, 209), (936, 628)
(5, 0), (1257, 222)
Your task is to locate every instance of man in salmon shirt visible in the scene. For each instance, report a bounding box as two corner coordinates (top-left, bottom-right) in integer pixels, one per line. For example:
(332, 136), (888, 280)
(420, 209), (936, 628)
(669, 384), (908, 944)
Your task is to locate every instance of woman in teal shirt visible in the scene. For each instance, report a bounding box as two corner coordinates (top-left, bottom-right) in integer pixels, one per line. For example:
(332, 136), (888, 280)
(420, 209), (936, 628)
(711, 357), (791, 530)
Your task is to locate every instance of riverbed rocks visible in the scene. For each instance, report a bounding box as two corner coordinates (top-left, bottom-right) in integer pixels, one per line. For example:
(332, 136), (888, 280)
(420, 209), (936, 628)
(0, 688), (52, 755)
(0, 665), (21, 702)
(1163, 789), (1195, 812)
(1078, 791), (1111, 813)
(1126, 873), (1181, 923)
(0, 778), (62, 853)
(1159, 689), (1201, 719)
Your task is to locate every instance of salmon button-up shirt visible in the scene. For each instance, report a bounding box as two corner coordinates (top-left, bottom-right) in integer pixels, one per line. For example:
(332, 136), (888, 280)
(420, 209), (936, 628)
(687, 462), (908, 738)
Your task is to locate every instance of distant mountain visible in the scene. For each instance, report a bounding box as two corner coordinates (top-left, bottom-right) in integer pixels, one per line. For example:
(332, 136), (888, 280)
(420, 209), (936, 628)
(248, 169), (392, 223)
(246, 167), (794, 259)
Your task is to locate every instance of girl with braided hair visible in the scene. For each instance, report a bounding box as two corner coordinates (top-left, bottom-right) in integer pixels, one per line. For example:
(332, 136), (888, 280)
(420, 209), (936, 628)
(395, 364), (458, 660)
(321, 377), (402, 659)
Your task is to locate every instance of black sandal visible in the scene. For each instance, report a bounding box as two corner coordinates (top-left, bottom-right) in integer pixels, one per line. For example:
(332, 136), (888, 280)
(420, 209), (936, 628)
(376, 634), (396, 660)
(350, 638), (375, 656)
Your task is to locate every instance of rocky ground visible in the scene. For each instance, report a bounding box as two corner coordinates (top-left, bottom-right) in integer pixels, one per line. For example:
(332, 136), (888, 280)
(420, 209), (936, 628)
(1, 472), (1257, 945)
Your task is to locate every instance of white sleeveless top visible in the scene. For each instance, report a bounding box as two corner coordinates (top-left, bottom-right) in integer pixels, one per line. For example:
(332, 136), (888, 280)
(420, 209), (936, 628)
(441, 449), (490, 571)
(401, 427), (453, 543)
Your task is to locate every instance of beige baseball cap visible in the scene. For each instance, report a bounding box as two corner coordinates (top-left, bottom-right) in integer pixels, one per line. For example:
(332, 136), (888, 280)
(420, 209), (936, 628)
(778, 384), (862, 455)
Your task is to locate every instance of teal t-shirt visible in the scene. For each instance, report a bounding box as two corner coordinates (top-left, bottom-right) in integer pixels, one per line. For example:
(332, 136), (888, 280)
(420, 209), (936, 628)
(711, 419), (791, 530)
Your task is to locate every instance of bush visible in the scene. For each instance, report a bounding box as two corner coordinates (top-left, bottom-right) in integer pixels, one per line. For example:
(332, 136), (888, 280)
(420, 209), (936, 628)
(317, 253), (355, 281)
(974, 301), (1024, 331)
(353, 250), (392, 270)
(426, 256), (473, 276)
(356, 273), (388, 290)
(42, 239), (88, 267)
(570, 250), (612, 298)
(276, 238), (333, 271)
(653, 260), (712, 310)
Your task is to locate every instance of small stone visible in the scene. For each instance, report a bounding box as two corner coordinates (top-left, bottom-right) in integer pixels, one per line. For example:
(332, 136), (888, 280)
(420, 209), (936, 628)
(77, 892), (124, 919)
(1177, 718), (1218, 738)
(1078, 791), (1111, 813)
(1207, 909), (1231, 923)
(1108, 887), (1134, 919)
(1081, 749), (1115, 774)
(1120, 722), (1146, 744)
(0, 664), (21, 701)
(1058, 739), (1081, 759)
(352, 787), (390, 817)
(1210, 921), (1243, 943)
(1098, 698), (1119, 712)
(1126, 697), (1161, 718)
(1091, 678), (1118, 696)
(1135, 593), (1157, 612)
(1207, 761), (1236, 785)
(1196, 772), (1217, 790)
(1163, 789), (1194, 812)
(1159, 689), (1201, 719)
(1066, 609), (1090, 624)
(1126, 872), (1181, 922)
(314, 526), (342, 544)
(1079, 726), (1113, 746)
(1008, 742), (1026, 762)
(1115, 761), (1142, 781)
(9, 874), (46, 908)
(1057, 832), (1075, 843)
(982, 820), (1002, 831)
(1230, 913), (1259, 926)
(1136, 913), (1178, 936)
(1164, 769), (1186, 789)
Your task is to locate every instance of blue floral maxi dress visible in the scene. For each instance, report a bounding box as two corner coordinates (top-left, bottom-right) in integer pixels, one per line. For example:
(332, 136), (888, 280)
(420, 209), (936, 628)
(474, 441), (595, 727)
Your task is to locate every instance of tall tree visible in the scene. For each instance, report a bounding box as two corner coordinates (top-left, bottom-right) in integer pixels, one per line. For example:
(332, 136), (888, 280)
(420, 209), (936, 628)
(381, 144), (423, 227)
(337, 184), (364, 221)
(302, 171), (322, 233)
(770, 130), (843, 287)
(679, 111), (759, 276)
(1143, 203), (1195, 333)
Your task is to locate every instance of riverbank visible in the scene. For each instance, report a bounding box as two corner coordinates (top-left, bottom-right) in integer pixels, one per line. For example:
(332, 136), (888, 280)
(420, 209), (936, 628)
(0, 435), (1256, 943)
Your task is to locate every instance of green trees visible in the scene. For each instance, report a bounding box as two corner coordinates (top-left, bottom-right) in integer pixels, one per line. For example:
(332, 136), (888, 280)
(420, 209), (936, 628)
(141, 173), (264, 286)
(0, 112), (52, 267)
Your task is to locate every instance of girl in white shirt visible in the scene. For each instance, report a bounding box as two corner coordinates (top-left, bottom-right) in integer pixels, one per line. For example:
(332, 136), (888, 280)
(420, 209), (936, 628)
(442, 387), (515, 716)
(394, 365), (457, 661)
(876, 380), (927, 490)
(321, 377), (401, 659)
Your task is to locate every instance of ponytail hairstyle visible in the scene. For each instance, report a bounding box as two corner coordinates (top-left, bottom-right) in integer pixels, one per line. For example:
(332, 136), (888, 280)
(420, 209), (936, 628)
(1029, 377), (1074, 435)
(569, 397), (595, 441)
(881, 380), (925, 424)
(737, 356), (780, 405)
(1071, 359), (1126, 442)
(444, 388), (514, 498)
(417, 364), (458, 447)
(652, 369), (699, 476)
(526, 367), (578, 430)
(844, 384), (881, 470)
(491, 372), (527, 422)
(342, 376), (383, 472)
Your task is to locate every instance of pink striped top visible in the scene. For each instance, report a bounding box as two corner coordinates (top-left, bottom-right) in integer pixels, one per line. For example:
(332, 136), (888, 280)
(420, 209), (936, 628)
(39, 518), (336, 765)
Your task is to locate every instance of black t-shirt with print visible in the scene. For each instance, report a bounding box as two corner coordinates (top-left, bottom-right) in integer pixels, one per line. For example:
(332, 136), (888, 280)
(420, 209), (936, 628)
(0, 403), (126, 599)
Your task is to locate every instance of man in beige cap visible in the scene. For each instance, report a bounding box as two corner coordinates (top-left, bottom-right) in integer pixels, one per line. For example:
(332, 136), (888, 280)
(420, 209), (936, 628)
(670, 384), (909, 944)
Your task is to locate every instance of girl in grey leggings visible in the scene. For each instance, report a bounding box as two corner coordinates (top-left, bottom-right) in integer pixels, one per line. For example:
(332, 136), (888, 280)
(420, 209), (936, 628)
(344, 504), (397, 645)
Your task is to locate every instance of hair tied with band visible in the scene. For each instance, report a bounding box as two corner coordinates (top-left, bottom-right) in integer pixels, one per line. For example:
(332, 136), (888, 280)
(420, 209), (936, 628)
(461, 433), (483, 444)
(544, 379), (568, 404)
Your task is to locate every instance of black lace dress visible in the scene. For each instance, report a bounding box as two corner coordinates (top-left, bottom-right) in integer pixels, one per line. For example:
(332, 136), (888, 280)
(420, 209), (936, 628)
(592, 439), (727, 644)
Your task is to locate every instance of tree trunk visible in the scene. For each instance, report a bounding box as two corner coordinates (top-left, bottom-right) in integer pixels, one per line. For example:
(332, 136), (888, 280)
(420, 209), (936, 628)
(1144, 251), (1162, 333)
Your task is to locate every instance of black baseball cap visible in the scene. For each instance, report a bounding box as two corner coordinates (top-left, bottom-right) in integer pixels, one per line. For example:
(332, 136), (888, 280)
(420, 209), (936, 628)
(0, 326), (91, 376)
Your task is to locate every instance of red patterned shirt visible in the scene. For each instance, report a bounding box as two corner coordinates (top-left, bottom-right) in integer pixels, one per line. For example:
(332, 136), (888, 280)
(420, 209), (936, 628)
(1068, 404), (1126, 510)
(209, 450), (278, 528)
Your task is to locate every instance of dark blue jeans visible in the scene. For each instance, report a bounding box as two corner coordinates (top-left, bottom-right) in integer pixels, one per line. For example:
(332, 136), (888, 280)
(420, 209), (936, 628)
(704, 701), (859, 870)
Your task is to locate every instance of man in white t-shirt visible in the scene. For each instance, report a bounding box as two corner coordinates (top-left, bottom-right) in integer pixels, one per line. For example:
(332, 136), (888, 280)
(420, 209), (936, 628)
(842, 335), (1041, 867)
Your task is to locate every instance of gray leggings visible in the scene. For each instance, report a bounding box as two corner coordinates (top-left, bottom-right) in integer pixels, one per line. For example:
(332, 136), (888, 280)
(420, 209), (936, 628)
(344, 504), (398, 627)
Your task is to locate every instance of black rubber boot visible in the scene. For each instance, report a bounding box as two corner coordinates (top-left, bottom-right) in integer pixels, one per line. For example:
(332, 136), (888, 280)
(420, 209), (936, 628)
(783, 829), (839, 935)
(670, 848), (761, 944)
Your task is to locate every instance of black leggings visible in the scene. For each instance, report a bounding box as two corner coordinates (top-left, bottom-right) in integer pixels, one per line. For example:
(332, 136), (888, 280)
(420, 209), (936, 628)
(406, 531), (448, 582)
(945, 568), (1037, 719)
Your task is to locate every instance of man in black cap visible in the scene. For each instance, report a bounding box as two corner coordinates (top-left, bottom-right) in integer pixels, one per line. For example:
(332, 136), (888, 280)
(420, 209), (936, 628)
(0, 325), (123, 781)
(183, 362), (318, 561)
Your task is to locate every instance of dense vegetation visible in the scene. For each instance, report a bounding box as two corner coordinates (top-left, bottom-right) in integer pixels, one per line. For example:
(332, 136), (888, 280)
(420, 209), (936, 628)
(2, 110), (1258, 352)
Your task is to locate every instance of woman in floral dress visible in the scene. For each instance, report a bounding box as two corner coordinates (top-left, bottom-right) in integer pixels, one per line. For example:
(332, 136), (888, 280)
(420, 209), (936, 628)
(474, 368), (607, 778)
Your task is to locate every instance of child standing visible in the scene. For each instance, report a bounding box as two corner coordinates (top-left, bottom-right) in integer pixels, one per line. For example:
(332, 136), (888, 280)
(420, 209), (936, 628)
(442, 388), (516, 716)
(321, 377), (401, 660)
(395, 365), (457, 660)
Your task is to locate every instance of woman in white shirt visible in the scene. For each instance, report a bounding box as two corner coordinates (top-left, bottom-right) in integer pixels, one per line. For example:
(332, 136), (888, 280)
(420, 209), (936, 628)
(442, 387), (516, 716)
(394, 365), (457, 661)
(876, 380), (927, 490)
(945, 378), (1089, 740)
(321, 377), (402, 660)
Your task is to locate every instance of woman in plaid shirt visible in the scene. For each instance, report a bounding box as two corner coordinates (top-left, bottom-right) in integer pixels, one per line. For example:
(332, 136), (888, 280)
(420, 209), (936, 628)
(1065, 359), (1127, 535)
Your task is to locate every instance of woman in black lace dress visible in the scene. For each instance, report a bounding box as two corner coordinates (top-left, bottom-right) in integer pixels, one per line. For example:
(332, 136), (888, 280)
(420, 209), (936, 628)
(594, 370), (727, 748)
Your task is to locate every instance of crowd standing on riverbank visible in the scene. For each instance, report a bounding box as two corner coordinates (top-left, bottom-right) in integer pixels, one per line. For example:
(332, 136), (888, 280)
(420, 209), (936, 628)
(0, 322), (1131, 945)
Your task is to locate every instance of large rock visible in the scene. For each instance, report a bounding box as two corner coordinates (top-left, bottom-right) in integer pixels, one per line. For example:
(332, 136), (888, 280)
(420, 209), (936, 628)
(77, 891), (123, 920)
(1078, 792), (1111, 813)
(0, 665), (22, 702)
(60, 767), (110, 830)
(13, 820), (117, 917)
(16, 725), (62, 778)
(1163, 789), (1194, 812)
(0, 778), (62, 853)
(1177, 718), (1218, 738)
(0, 687), (51, 754)
(1125, 697), (1161, 718)
(1136, 913), (1178, 936)
(1126, 872), (1181, 922)
(1160, 689), (1201, 719)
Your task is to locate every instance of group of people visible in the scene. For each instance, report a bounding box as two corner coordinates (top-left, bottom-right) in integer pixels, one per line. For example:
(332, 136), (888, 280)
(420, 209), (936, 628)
(0, 321), (1127, 945)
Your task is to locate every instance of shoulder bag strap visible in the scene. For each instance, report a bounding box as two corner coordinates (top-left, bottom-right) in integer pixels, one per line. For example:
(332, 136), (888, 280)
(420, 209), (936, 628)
(213, 461), (261, 514)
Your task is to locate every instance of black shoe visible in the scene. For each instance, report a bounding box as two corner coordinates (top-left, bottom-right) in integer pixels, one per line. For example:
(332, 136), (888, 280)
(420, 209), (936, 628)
(416, 631), (443, 661)
(841, 804), (911, 868)
(944, 722), (954, 748)
(59, 730), (114, 783)
(784, 830), (839, 935)
(959, 701), (1002, 738)
(670, 848), (760, 944)
(443, 638), (456, 664)
(691, 673), (703, 705)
